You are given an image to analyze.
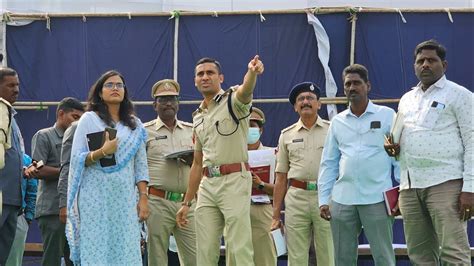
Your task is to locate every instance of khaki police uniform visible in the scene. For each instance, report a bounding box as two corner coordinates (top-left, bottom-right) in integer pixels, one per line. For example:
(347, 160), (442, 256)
(250, 143), (277, 266)
(145, 79), (197, 266)
(193, 88), (254, 265)
(275, 117), (334, 266)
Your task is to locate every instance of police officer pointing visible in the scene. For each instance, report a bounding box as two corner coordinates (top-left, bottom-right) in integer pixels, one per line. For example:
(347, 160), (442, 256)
(176, 56), (264, 265)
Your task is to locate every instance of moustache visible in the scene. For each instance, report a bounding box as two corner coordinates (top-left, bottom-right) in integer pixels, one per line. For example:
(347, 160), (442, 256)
(301, 104), (312, 109)
(421, 69), (432, 74)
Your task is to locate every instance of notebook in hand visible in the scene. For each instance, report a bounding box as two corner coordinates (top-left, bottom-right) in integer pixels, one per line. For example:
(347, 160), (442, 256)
(383, 186), (399, 215)
(86, 131), (116, 167)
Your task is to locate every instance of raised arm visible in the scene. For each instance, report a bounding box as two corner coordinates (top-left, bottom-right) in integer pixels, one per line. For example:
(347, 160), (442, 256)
(235, 55), (264, 104)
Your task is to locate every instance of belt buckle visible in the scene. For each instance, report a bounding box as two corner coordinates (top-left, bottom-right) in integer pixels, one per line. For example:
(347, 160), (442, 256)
(306, 181), (317, 191)
(166, 192), (185, 202)
(208, 165), (222, 177)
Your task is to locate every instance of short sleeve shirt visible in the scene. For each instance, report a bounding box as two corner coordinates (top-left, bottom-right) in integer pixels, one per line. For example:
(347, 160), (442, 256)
(275, 117), (329, 181)
(193, 87), (251, 167)
(32, 123), (64, 217)
(145, 118), (193, 193)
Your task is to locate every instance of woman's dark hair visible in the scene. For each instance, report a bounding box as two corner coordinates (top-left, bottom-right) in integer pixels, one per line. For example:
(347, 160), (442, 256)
(86, 70), (137, 129)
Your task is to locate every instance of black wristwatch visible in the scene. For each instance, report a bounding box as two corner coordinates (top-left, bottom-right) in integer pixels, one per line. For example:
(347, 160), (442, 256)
(257, 182), (265, 190)
(181, 201), (192, 207)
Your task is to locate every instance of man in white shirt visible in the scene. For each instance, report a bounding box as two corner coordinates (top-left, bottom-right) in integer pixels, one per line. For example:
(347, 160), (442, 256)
(386, 39), (473, 265)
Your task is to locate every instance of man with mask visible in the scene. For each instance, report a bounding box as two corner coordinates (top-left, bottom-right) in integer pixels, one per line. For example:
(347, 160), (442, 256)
(246, 107), (277, 266)
(144, 79), (196, 266)
(272, 82), (334, 266)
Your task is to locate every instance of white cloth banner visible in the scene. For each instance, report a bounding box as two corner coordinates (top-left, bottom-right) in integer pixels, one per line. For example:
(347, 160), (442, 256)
(307, 12), (339, 120)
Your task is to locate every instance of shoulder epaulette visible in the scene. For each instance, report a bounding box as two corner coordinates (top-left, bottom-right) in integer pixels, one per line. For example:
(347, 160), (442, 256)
(192, 107), (203, 118)
(180, 121), (193, 127)
(143, 120), (156, 128)
(281, 123), (297, 133)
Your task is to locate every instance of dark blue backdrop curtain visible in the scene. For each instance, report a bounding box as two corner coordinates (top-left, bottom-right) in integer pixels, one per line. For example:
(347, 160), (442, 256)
(6, 12), (474, 259)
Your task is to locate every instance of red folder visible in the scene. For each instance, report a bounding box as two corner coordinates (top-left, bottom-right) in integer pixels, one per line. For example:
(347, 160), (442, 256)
(383, 186), (399, 215)
(251, 165), (270, 196)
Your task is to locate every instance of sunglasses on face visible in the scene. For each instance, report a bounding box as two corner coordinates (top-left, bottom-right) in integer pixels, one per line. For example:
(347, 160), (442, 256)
(156, 96), (179, 103)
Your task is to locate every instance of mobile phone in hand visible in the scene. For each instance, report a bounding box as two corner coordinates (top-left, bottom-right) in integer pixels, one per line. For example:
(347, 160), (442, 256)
(27, 160), (44, 169)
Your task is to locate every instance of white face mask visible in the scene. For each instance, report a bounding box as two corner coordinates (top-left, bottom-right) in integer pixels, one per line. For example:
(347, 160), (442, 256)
(247, 127), (261, 144)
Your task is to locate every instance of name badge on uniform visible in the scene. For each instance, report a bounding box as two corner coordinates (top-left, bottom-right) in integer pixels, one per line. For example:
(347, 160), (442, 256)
(155, 135), (167, 140)
(292, 138), (303, 143)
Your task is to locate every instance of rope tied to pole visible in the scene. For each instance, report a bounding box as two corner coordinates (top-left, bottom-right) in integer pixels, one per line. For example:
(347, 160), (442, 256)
(169, 10), (180, 20)
(258, 10), (266, 22)
(45, 14), (51, 31)
(444, 8), (454, 22)
(395, 8), (407, 23)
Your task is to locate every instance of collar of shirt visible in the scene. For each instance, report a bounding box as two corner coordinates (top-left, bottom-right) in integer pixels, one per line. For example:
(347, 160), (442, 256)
(295, 116), (325, 131)
(414, 75), (447, 94)
(53, 123), (65, 138)
(154, 117), (182, 131)
(346, 100), (376, 118)
(197, 89), (226, 112)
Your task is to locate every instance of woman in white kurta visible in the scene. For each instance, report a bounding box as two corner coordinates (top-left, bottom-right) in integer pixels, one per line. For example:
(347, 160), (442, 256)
(66, 70), (149, 265)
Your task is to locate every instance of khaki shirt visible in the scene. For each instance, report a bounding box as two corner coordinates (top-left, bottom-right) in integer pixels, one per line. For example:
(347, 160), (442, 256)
(275, 117), (329, 181)
(193, 88), (251, 167)
(145, 117), (193, 193)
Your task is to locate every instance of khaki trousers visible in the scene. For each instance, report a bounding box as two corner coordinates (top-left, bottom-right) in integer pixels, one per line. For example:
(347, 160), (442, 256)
(250, 204), (277, 266)
(195, 171), (254, 266)
(399, 179), (471, 266)
(147, 196), (196, 266)
(285, 187), (334, 266)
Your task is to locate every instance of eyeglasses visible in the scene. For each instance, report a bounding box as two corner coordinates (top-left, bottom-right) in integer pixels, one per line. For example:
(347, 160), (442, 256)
(296, 95), (317, 102)
(103, 82), (125, 90)
(156, 96), (179, 103)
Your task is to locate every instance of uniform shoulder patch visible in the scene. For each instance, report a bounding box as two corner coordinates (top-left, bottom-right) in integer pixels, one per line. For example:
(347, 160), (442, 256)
(192, 108), (201, 118)
(281, 123), (297, 133)
(143, 120), (156, 128)
(180, 121), (193, 127)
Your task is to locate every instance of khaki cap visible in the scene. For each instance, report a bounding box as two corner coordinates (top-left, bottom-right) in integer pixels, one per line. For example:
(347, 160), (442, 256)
(151, 79), (180, 98)
(250, 107), (265, 125)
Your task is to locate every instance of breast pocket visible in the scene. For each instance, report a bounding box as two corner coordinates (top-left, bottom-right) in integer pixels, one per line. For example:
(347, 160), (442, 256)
(180, 139), (193, 150)
(419, 107), (442, 129)
(288, 142), (305, 162)
(362, 128), (385, 147)
(215, 117), (237, 136)
(147, 139), (170, 154)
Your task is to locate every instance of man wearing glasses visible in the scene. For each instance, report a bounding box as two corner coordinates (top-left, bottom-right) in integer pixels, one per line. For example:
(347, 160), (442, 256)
(272, 82), (334, 266)
(144, 79), (196, 265)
